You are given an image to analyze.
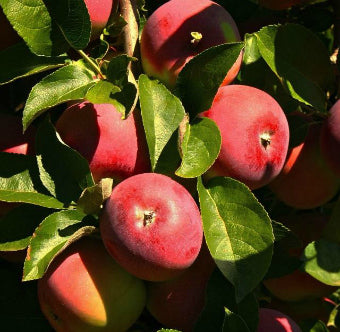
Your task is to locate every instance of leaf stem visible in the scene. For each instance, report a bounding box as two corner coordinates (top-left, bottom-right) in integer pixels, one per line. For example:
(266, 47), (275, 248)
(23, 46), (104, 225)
(77, 50), (105, 79)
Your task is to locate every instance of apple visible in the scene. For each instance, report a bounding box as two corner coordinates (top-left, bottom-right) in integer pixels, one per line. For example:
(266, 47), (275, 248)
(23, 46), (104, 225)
(55, 102), (150, 183)
(258, 0), (311, 11)
(269, 123), (339, 209)
(0, 8), (21, 52)
(320, 100), (340, 177)
(264, 212), (337, 302)
(258, 308), (301, 332)
(38, 236), (147, 332)
(100, 172), (203, 282)
(146, 241), (215, 331)
(140, 0), (242, 89)
(84, 0), (114, 40)
(202, 85), (289, 190)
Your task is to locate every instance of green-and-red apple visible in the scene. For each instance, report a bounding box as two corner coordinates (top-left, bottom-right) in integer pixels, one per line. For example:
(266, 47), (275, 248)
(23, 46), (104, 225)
(100, 172), (203, 282)
(38, 236), (147, 332)
(202, 85), (290, 190)
(258, 308), (301, 332)
(146, 242), (215, 332)
(269, 123), (339, 209)
(55, 102), (150, 183)
(140, 0), (242, 89)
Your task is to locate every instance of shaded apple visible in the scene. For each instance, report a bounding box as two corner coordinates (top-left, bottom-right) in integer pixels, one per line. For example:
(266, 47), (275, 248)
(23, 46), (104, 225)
(140, 0), (242, 89)
(146, 241), (215, 332)
(202, 85), (289, 190)
(38, 236), (147, 332)
(258, 308), (301, 332)
(320, 99), (340, 177)
(100, 172), (203, 282)
(269, 123), (339, 209)
(55, 102), (150, 183)
(258, 0), (311, 11)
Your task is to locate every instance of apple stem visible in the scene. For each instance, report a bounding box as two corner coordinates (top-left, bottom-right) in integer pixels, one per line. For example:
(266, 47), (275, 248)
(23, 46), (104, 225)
(143, 211), (156, 226)
(190, 32), (203, 45)
(260, 132), (271, 150)
(77, 50), (105, 79)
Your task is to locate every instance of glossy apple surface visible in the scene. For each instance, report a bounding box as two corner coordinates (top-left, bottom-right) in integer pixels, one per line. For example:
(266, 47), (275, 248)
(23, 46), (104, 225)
(55, 102), (150, 183)
(140, 0), (242, 88)
(38, 237), (147, 332)
(258, 308), (301, 332)
(100, 172), (203, 281)
(202, 85), (289, 190)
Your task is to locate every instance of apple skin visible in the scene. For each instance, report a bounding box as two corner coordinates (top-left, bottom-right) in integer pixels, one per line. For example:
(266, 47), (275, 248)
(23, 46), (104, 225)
(0, 9), (21, 52)
(258, 308), (301, 332)
(100, 172), (203, 282)
(320, 100), (340, 177)
(269, 123), (339, 209)
(146, 241), (215, 332)
(264, 212), (337, 302)
(258, 0), (311, 11)
(140, 0), (242, 89)
(202, 85), (289, 190)
(55, 102), (150, 183)
(84, 0), (114, 40)
(38, 236), (147, 332)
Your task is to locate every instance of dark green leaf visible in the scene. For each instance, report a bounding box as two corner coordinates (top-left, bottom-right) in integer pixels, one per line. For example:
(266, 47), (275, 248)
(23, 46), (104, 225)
(0, 0), (68, 56)
(106, 54), (135, 88)
(323, 198), (340, 245)
(22, 63), (96, 130)
(23, 210), (97, 281)
(175, 42), (244, 118)
(197, 177), (274, 302)
(139, 74), (185, 171)
(300, 319), (329, 332)
(176, 117), (221, 178)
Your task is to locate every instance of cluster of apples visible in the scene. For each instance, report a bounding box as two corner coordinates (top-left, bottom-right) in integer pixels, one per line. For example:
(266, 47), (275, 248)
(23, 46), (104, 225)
(0, 0), (339, 331)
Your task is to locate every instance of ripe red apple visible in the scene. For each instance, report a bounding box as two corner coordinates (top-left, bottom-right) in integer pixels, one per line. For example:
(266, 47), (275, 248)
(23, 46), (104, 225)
(146, 242), (215, 332)
(202, 85), (289, 190)
(320, 100), (340, 177)
(269, 123), (339, 209)
(55, 102), (150, 183)
(140, 0), (242, 88)
(84, 0), (114, 40)
(264, 212), (337, 302)
(0, 9), (21, 52)
(258, 0), (311, 11)
(258, 308), (301, 332)
(38, 236), (147, 332)
(100, 172), (203, 282)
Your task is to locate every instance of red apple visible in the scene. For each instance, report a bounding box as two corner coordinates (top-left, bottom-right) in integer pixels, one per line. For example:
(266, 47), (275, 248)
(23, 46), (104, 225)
(258, 308), (301, 332)
(140, 0), (242, 89)
(258, 0), (311, 11)
(269, 123), (339, 209)
(0, 8), (21, 52)
(84, 0), (114, 40)
(100, 172), (203, 282)
(320, 100), (340, 177)
(202, 85), (289, 190)
(55, 102), (150, 183)
(38, 236), (147, 332)
(146, 241), (215, 332)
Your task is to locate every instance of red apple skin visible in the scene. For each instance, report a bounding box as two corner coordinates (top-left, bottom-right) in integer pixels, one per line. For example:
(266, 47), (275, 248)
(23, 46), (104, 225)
(140, 0), (242, 89)
(84, 0), (114, 40)
(258, 0), (311, 11)
(320, 100), (340, 177)
(264, 213), (337, 302)
(38, 237), (147, 332)
(100, 172), (203, 282)
(269, 123), (339, 209)
(202, 85), (289, 190)
(258, 308), (301, 332)
(146, 242), (215, 332)
(0, 9), (21, 52)
(55, 102), (150, 183)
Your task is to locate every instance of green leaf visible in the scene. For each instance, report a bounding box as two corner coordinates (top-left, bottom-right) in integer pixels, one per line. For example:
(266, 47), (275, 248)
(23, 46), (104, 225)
(0, 0), (69, 56)
(0, 153), (65, 209)
(197, 177), (274, 302)
(223, 308), (250, 332)
(255, 24), (332, 111)
(302, 239), (340, 286)
(323, 198), (340, 245)
(0, 205), (52, 251)
(85, 81), (121, 106)
(106, 54), (134, 88)
(243, 33), (261, 65)
(176, 117), (221, 178)
(0, 43), (68, 85)
(36, 116), (94, 205)
(175, 42), (244, 118)
(23, 210), (97, 281)
(22, 63), (96, 130)
(139, 74), (185, 171)
(157, 329), (181, 332)
(43, 0), (91, 50)
(300, 319), (330, 332)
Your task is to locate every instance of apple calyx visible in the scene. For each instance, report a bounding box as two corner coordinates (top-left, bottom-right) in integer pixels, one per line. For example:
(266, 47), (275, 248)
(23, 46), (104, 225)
(143, 210), (156, 226)
(260, 132), (272, 150)
(190, 31), (203, 45)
